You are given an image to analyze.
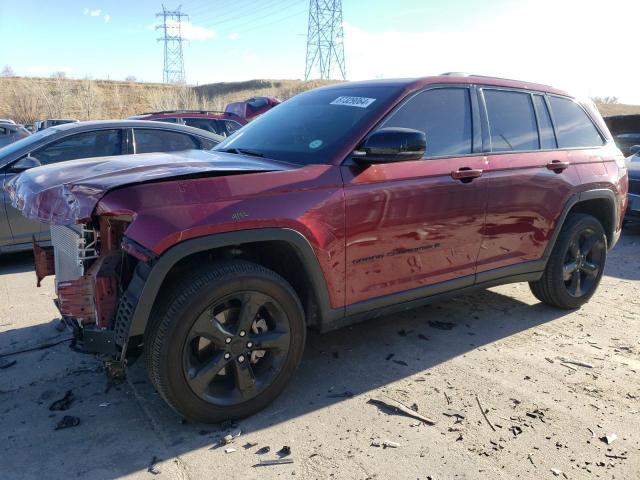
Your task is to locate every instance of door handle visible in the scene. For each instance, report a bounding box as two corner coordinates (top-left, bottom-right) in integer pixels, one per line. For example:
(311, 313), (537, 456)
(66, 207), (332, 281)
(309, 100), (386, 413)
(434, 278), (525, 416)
(451, 168), (483, 182)
(546, 160), (570, 172)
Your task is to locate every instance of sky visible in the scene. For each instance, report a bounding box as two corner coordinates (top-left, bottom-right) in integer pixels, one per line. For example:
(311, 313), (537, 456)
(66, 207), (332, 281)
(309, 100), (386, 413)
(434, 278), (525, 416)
(0, 0), (639, 103)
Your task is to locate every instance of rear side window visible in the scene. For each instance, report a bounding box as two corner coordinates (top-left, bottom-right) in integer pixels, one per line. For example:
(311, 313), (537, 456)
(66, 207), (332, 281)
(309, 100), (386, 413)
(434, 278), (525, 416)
(484, 90), (538, 152)
(382, 88), (473, 157)
(133, 128), (199, 154)
(34, 129), (122, 165)
(548, 97), (603, 148)
(222, 120), (242, 135)
(183, 118), (220, 134)
(533, 95), (556, 149)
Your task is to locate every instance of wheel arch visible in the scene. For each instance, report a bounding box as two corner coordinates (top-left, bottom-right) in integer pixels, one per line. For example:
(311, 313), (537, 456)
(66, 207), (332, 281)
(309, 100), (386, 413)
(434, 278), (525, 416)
(544, 189), (618, 259)
(125, 228), (338, 341)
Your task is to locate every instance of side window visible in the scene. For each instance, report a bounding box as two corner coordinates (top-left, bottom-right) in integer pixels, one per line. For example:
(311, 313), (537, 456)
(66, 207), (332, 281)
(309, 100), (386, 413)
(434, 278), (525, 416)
(382, 88), (473, 157)
(198, 137), (218, 150)
(533, 95), (556, 149)
(34, 129), (122, 165)
(133, 129), (199, 154)
(548, 97), (603, 148)
(484, 90), (538, 152)
(223, 120), (242, 135)
(183, 118), (220, 134)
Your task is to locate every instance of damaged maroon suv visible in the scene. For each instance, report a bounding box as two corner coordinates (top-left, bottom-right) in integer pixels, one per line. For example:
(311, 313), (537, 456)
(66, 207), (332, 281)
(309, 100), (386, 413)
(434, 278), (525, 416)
(6, 75), (628, 423)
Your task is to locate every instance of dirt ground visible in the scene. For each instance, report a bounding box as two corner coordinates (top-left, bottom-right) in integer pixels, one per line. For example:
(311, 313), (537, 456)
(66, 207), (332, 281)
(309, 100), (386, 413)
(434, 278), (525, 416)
(1, 226), (639, 480)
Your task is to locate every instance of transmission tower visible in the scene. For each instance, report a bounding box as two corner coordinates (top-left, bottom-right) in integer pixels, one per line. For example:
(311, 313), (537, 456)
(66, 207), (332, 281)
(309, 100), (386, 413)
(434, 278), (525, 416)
(304, 0), (346, 81)
(156, 5), (188, 84)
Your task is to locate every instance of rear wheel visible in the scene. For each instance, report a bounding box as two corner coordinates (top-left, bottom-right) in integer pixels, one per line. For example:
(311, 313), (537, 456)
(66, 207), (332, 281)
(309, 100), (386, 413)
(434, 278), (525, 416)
(145, 260), (305, 423)
(529, 213), (607, 309)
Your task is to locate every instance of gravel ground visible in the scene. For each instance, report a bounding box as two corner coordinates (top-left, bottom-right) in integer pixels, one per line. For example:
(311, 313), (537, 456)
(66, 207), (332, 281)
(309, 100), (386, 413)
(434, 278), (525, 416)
(1, 225), (638, 480)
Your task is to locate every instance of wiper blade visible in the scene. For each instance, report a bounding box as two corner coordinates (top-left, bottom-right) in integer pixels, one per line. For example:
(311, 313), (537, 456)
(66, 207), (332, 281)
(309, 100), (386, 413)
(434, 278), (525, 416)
(218, 147), (265, 158)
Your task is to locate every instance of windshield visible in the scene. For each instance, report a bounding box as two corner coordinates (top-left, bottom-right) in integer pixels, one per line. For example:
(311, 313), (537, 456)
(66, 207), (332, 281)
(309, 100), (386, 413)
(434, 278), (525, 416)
(214, 86), (401, 165)
(0, 128), (58, 159)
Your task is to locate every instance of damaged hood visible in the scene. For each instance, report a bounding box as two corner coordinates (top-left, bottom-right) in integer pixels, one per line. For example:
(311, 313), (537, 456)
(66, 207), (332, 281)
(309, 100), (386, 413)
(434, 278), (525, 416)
(5, 149), (295, 225)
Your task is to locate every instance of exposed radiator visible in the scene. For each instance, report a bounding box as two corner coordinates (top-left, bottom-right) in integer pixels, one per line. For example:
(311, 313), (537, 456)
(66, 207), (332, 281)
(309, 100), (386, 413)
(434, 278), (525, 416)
(50, 225), (99, 288)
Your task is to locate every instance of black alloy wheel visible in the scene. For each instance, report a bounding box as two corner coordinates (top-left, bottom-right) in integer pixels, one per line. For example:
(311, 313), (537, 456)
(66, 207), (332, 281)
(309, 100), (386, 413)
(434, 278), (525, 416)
(183, 291), (291, 406)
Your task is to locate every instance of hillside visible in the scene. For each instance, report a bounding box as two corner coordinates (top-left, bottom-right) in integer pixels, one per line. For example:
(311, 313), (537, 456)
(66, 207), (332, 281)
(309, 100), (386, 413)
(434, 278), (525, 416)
(0, 76), (338, 124)
(0, 75), (637, 124)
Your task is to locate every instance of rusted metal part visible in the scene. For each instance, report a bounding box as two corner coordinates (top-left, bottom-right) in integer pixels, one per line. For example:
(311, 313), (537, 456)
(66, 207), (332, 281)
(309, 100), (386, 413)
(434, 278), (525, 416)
(57, 276), (94, 322)
(93, 252), (120, 328)
(32, 236), (55, 287)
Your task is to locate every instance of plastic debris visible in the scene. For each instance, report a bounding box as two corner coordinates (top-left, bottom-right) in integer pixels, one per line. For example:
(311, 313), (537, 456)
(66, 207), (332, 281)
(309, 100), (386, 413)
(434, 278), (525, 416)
(557, 357), (593, 368)
(49, 390), (75, 411)
(368, 396), (436, 425)
(277, 446), (291, 457)
(99, 402), (110, 407)
(55, 415), (80, 430)
(371, 438), (400, 448)
(243, 442), (258, 449)
(551, 468), (562, 476)
(256, 446), (271, 455)
(225, 448), (236, 454)
(601, 433), (618, 445)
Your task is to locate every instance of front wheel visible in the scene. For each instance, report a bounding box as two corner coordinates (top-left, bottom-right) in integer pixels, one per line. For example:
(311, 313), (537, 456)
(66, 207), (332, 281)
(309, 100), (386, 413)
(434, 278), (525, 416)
(145, 260), (306, 423)
(529, 213), (607, 309)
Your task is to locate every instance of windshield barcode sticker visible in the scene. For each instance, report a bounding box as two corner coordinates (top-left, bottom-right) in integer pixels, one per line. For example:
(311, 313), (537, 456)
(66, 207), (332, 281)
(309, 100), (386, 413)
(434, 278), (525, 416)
(330, 96), (376, 108)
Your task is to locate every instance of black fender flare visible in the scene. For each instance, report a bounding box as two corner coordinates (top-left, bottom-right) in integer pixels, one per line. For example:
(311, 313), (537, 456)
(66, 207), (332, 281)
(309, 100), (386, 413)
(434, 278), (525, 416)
(542, 188), (618, 259)
(125, 228), (338, 339)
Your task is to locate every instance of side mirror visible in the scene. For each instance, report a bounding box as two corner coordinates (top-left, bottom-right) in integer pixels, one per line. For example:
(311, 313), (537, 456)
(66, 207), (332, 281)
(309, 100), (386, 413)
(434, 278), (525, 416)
(11, 155), (42, 173)
(353, 127), (426, 164)
(629, 145), (640, 156)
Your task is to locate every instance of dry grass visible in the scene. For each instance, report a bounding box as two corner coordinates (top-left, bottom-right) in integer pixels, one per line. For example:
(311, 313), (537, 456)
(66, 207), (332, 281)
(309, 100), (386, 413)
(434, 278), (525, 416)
(0, 76), (339, 124)
(0, 75), (637, 124)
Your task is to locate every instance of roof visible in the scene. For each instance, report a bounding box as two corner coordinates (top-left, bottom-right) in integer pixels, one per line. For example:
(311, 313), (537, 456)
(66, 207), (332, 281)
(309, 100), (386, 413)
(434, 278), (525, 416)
(316, 74), (570, 97)
(50, 119), (223, 139)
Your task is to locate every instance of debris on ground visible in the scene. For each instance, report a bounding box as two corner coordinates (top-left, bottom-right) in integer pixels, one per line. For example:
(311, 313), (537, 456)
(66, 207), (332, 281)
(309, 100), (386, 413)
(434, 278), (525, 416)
(418, 333), (429, 341)
(99, 402), (110, 407)
(551, 468), (562, 476)
(0, 337), (73, 358)
(368, 396), (436, 425)
(510, 425), (523, 436)
(49, 390), (75, 411)
(326, 391), (354, 398)
(218, 429), (242, 447)
(601, 433), (618, 445)
(277, 446), (291, 457)
(475, 395), (496, 431)
(54, 415), (80, 430)
(254, 459), (294, 467)
(224, 448), (236, 454)
(385, 353), (394, 361)
(0, 359), (17, 369)
(147, 456), (160, 475)
(443, 409), (465, 422)
(392, 360), (408, 366)
(371, 439), (400, 448)
(243, 442), (258, 449)
(428, 320), (455, 330)
(256, 446), (271, 455)
(605, 453), (628, 460)
(557, 357), (594, 368)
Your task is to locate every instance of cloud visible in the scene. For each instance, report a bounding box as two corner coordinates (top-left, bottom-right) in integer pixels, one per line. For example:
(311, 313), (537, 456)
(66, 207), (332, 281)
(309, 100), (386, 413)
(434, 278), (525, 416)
(89, 9), (101, 16)
(228, 32), (240, 41)
(342, 0), (640, 103)
(163, 19), (216, 41)
(104, 14), (111, 23)
(83, 8), (89, 15)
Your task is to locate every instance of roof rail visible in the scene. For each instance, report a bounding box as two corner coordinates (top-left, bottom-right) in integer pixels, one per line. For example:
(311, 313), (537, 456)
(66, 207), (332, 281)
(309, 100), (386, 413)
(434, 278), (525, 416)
(137, 109), (239, 117)
(439, 72), (554, 88)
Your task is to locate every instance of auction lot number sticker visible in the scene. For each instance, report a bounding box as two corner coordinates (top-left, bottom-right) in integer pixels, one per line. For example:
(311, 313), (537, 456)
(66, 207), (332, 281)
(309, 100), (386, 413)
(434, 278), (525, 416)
(330, 96), (376, 108)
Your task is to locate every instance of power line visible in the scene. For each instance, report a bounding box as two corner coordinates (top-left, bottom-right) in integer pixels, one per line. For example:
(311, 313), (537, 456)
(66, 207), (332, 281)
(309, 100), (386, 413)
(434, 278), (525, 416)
(194, 0), (302, 29)
(156, 4), (188, 84)
(304, 0), (346, 80)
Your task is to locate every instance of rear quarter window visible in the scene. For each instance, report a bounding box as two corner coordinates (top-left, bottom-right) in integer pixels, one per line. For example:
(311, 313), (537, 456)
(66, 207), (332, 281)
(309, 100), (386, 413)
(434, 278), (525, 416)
(549, 97), (603, 148)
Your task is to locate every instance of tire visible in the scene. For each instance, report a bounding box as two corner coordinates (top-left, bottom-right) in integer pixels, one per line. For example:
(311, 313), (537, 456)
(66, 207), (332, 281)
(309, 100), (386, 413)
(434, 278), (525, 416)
(144, 260), (306, 423)
(529, 213), (607, 309)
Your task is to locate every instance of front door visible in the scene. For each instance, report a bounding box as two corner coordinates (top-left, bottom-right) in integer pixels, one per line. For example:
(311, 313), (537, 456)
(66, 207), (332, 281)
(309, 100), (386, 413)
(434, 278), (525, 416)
(342, 86), (488, 307)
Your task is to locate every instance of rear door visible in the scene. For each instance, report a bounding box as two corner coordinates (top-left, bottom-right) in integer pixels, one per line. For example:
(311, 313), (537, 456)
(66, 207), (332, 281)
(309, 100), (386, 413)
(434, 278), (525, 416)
(476, 88), (582, 277)
(342, 86), (488, 307)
